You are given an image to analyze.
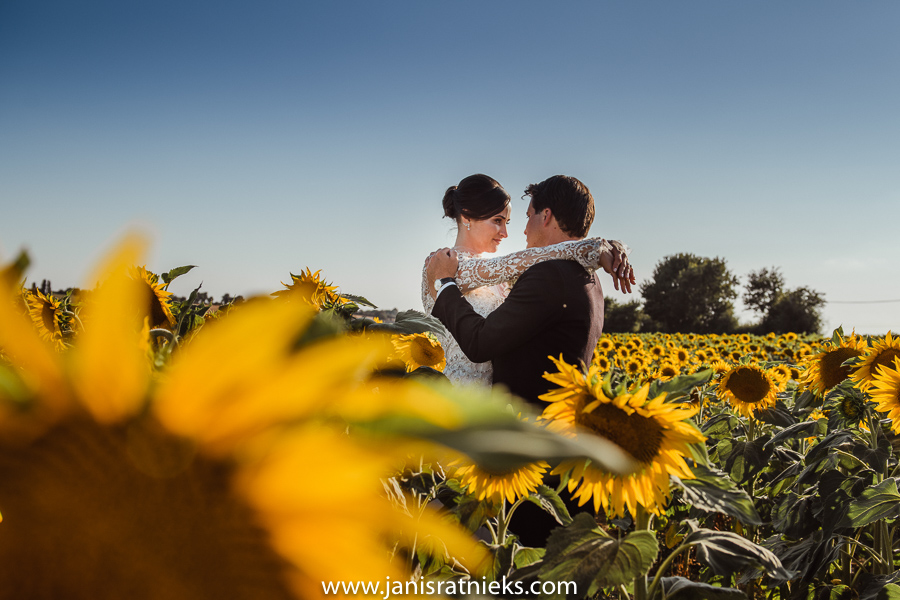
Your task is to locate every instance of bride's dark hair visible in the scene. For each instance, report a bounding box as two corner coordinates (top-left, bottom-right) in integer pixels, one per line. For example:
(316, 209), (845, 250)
(442, 174), (510, 222)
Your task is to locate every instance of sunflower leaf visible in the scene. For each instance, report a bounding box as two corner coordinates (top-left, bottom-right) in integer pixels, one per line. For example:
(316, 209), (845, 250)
(671, 463), (762, 525)
(649, 368), (714, 402)
(839, 478), (900, 529)
(537, 513), (658, 596)
(339, 293), (377, 309)
(513, 546), (545, 569)
(683, 522), (793, 583)
(764, 420), (825, 452)
(524, 485), (574, 526)
(723, 438), (771, 484)
(161, 265), (196, 285)
(653, 577), (748, 600)
(367, 309), (449, 337)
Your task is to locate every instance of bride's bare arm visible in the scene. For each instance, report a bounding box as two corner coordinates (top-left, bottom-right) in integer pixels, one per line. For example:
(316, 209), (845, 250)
(455, 238), (631, 292)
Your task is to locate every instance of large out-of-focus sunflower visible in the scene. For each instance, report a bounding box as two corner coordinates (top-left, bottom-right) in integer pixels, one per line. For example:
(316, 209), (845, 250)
(540, 357), (705, 518)
(24, 290), (72, 350)
(392, 332), (446, 372)
(851, 331), (900, 392)
(0, 237), (485, 600)
(869, 356), (900, 434)
(715, 364), (779, 418)
(799, 331), (867, 396)
(129, 265), (176, 329)
(453, 459), (550, 505)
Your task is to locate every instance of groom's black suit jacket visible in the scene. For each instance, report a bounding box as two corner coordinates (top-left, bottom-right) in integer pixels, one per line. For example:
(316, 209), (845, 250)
(432, 259), (605, 409)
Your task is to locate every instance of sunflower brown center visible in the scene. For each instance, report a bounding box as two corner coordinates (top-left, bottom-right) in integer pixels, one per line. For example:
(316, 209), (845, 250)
(0, 418), (293, 600)
(141, 282), (172, 329)
(820, 347), (864, 389)
(40, 302), (57, 334)
(726, 368), (771, 404)
(411, 340), (441, 366)
(577, 404), (664, 464)
(872, 349), (900, 377)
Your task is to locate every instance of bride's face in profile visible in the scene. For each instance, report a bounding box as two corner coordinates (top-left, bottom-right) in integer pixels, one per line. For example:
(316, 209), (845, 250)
(461, 206), (511, 254)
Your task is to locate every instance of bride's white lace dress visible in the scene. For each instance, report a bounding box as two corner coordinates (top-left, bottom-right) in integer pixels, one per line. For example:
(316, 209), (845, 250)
(420, 238), (618, 386)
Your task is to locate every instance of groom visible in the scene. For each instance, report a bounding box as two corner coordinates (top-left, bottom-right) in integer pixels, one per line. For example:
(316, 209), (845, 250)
(425, 174), (634, 409)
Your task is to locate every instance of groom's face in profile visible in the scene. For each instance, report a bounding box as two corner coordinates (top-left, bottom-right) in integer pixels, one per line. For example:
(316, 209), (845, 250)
(524, 201), (547, 249)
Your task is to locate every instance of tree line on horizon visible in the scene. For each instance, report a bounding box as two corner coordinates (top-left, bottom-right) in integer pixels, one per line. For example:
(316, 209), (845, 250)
(604, 252), (826, 335)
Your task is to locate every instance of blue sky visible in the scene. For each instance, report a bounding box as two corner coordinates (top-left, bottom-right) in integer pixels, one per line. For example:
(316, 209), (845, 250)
(2, 1), (898, 334)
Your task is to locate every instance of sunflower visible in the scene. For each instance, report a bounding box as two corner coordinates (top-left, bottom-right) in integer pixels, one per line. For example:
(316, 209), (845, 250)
(770, 364), (793, 385)
(540, 357), (705, 517)
(869, 357), (900, 434)
(649, 345), (666, 360)
(129, 266), (176, 329)
(597, 338), (614, 353)
(0, 237), (486, 599)
(277, 268), (347, 310)
(453, 459), (550, 504)
(24, 290), (72, 350)
(851, 332), (900, 391)
(799, 331), (867, 396)
(671, 347), (691, 366)
(593, 354), (611, 373)
(654, 361), (681, 382)
(392, 332), (446, 372)
(715, 364), (779, 418)
(624, 356), (646, 378)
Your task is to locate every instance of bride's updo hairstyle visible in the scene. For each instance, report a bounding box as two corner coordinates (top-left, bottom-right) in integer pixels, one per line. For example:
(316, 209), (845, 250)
(442, 174), (510, 223)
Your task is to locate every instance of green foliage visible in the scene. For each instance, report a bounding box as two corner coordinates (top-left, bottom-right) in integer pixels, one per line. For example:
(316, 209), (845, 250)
(744, 266), (825, 334)
(603, 297), (648, 333)
(671, 463), (762, 525)
(161, 265), (197, 286)
(535, 513), (659, 596)
(640, 253), (739, 333)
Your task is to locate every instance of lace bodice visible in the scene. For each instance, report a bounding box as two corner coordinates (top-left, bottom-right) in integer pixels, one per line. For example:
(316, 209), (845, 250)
(421, 238), (620, 387)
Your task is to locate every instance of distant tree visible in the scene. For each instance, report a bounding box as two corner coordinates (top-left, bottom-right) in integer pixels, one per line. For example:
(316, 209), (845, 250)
(743, 267), (825, 334)
(743, 267), (786, 316)
(640, 253), (739, 333)
(603, 298), (648, 333)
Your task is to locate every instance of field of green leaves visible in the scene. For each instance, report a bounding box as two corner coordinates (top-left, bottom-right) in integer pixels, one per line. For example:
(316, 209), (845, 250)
(2, 237), (899, 600)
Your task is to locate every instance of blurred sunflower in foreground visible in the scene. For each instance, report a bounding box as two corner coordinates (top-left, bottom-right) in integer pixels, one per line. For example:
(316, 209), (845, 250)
(0, 237), (485, 600)
(539, 356), (705, 518)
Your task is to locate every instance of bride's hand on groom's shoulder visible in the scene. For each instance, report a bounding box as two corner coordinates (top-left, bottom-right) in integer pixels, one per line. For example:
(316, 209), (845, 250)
(425, 248), (459, 298)
(603, 242), (635, 294)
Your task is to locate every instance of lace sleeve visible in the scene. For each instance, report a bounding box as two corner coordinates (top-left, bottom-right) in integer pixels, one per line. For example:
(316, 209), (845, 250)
(421, 259), (435, 315)
(455, 238), (629, 292)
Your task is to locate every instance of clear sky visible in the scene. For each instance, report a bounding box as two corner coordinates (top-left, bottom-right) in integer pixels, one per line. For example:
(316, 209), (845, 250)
(2, 0), (898, 334)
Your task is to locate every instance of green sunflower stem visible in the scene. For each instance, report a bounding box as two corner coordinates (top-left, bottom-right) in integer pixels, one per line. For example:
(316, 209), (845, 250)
(63, 310), (85, 333)
(633, 506), (652, 600)
(647, 542), (695, 600)
(497, 496), (528, 546)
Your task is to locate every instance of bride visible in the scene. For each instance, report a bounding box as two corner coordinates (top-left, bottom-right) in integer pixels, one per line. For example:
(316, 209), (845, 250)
(421, 174), (631, 386)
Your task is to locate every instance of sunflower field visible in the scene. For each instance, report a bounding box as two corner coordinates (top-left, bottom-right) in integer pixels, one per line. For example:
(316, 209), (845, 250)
(2, 239), (900, 600)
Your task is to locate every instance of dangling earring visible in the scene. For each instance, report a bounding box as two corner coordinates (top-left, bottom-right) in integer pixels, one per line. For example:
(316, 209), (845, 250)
(465, 221), (471, 231)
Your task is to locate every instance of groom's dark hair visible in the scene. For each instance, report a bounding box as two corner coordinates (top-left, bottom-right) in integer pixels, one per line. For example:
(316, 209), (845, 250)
(524, 175), (595, 238)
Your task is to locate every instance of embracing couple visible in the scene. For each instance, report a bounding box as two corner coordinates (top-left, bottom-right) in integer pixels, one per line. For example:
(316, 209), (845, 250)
(422, 173), (635, 410)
